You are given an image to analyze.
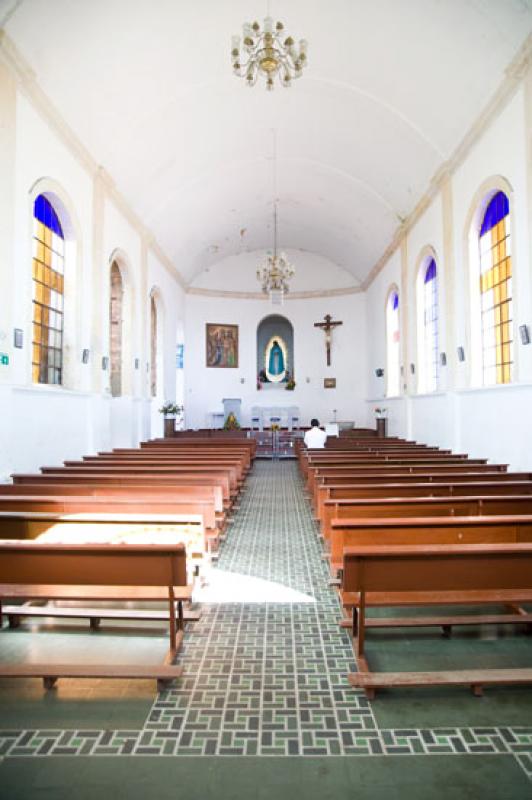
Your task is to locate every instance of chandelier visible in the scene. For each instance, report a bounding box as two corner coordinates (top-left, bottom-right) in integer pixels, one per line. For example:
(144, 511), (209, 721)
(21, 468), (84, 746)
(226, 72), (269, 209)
(257, 204), (295, 304)
(231, 17), (308, 90)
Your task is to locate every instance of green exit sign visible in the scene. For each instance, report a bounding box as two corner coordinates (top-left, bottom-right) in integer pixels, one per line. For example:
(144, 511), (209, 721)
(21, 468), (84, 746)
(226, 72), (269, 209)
(0, 353), (9, 365)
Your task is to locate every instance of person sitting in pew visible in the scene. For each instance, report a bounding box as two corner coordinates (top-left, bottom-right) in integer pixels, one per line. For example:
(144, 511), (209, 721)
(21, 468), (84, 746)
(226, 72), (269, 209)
(304, 419), (327, 449)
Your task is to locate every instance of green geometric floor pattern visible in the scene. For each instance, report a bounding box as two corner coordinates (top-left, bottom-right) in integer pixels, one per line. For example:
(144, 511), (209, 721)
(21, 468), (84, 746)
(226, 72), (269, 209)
(0, 461), (531, 785)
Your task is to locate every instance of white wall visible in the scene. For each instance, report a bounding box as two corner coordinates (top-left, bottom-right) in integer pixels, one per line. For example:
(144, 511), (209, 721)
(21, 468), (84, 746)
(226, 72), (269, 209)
(184, 292), (367, 429)
(0, 77), (183, 478)
(364, 77), (532, 470)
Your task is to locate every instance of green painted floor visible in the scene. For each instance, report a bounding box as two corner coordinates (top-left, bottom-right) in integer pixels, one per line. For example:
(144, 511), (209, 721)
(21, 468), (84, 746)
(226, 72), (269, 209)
(0, 461), (531, 797)
(1, 755), (531, 800)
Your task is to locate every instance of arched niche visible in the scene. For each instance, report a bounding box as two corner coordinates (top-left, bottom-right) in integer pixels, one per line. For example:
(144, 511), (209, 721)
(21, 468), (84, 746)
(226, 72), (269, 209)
(257, 314), (294, 386)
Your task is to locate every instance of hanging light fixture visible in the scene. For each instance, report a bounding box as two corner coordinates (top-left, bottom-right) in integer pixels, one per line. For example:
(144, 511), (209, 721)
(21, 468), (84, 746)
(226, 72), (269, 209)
(231, 15), (308, 91)
(257, 203), (295, 305)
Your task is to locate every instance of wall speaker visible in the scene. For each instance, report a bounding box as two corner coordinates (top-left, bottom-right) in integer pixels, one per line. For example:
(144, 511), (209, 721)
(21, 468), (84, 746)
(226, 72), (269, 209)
(519, 324), (531, 345)
(81, 349), (90, 364)
(457, 346), (465, 362)
(101, 356), (109, 370)
(13, 328), (23, 349)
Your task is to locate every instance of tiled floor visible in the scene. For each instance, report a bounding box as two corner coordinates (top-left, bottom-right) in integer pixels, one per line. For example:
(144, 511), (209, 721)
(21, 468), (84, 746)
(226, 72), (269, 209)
(1, 461), (531, 792)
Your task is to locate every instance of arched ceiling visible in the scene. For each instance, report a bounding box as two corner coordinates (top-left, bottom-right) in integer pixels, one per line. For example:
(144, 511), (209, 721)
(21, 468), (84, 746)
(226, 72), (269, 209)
(2, 0), (532, 289)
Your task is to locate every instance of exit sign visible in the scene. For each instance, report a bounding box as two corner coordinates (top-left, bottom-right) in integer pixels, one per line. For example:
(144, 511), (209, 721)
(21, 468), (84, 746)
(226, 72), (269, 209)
(0, 353), (9, 365)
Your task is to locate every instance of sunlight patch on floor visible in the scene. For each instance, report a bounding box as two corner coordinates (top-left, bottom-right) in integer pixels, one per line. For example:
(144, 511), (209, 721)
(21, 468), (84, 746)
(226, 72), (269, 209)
(193, 569), (315, 604)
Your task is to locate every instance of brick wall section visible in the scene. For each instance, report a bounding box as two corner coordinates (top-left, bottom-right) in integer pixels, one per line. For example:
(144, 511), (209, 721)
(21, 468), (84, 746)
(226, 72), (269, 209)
(109, 262), (123, 397)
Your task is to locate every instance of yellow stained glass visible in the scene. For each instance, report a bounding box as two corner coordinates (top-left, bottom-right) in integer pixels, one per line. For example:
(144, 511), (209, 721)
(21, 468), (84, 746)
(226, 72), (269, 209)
(32, 197), (65, 386)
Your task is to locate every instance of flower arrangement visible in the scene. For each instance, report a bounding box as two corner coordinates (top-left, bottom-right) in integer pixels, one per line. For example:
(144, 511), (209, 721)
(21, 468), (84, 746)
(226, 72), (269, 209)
(285, 378), (296, 390)
(223, 412), (240, 430)
(159, 402), (184, 417)
(271, 423), (280, 431)
(374, 406), (387, 418)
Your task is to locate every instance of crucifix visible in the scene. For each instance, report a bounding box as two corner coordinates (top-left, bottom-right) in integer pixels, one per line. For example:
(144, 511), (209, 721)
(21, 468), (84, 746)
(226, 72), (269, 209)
(314, 314), (343, 366)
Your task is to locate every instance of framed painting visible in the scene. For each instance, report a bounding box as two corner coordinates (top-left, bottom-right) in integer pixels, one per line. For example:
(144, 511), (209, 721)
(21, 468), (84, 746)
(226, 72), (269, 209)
(206, 323), (239, 368)
(324, 377), (336, 389)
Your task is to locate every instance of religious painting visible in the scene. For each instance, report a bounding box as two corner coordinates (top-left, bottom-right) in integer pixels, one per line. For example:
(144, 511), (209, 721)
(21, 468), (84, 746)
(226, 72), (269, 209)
(324, 377), (336, 389)
(206, 324), (238, 368)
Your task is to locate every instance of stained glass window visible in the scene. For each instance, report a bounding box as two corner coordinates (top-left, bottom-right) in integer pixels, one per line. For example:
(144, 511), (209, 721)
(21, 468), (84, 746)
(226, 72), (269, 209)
(32, 195), (64, 385)
(422, 259), (439, 392)
(479, 191), (512, 385)
(386, 290), (400, 396)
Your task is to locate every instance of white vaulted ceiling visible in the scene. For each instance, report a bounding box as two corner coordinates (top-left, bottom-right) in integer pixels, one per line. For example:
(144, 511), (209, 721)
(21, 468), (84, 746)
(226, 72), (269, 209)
(2, 0), (532, 290)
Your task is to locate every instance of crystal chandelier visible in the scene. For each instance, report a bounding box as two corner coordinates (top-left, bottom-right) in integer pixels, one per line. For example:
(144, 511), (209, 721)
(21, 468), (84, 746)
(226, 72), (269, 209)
(231, 16), (308, 90)
(257, 204), (295, 304)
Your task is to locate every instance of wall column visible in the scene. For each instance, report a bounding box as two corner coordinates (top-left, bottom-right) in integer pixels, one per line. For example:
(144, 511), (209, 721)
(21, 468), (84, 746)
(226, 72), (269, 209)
(0, 59), (17, 385)
(441, 174), (456, 393)
(520, 62), (532, 384)
(90, 167), (106, 393)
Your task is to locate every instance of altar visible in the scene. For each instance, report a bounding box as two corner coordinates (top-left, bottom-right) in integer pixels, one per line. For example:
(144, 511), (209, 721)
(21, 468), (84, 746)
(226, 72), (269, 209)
(250, 406), (300, 431)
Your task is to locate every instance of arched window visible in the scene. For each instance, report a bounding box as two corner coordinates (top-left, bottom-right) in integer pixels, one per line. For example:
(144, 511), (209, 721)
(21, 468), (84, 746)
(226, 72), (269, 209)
(478, 191), (512, 385)
(386, 289), (400, 396)
(109, 261), (123, 397)
(32, 195), (64, 385)
(417, 258), (439, 393)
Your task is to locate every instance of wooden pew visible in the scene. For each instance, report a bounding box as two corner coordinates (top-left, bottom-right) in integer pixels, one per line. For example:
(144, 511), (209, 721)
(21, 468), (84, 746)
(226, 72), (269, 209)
(11, 473), (233, 507)
(0, 540), (192, 690)
(321, 495), (532, 542)
(38, 463), (242, 494)
(330, 514), (532, 574)
(315, 479), (532, 526)
(341, 542), (532, 697)
(301, 454), (482, 482)
(310, 468), (527, 511)
(307, 461), (508, 492)
(0, 509), (208, 575)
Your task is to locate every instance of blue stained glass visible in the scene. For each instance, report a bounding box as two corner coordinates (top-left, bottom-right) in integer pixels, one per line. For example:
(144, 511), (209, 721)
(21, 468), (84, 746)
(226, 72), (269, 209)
(176, 344), (184, 369)
(34, 195), (64, 238)
(392, 292), (399, 310)
(424, 258), (437, 283)
(480, 191), (509, 237)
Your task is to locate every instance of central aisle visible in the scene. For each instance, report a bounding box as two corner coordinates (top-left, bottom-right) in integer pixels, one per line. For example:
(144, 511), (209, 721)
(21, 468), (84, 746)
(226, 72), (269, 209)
(150, 460), (369, 756)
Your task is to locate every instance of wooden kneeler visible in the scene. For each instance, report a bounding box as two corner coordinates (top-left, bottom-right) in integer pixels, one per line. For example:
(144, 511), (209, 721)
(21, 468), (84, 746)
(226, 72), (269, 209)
(342, 543), (532, 699)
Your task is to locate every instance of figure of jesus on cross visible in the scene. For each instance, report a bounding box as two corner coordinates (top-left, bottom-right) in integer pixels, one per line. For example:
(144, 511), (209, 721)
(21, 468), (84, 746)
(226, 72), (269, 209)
(314, 314), (343, 366)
